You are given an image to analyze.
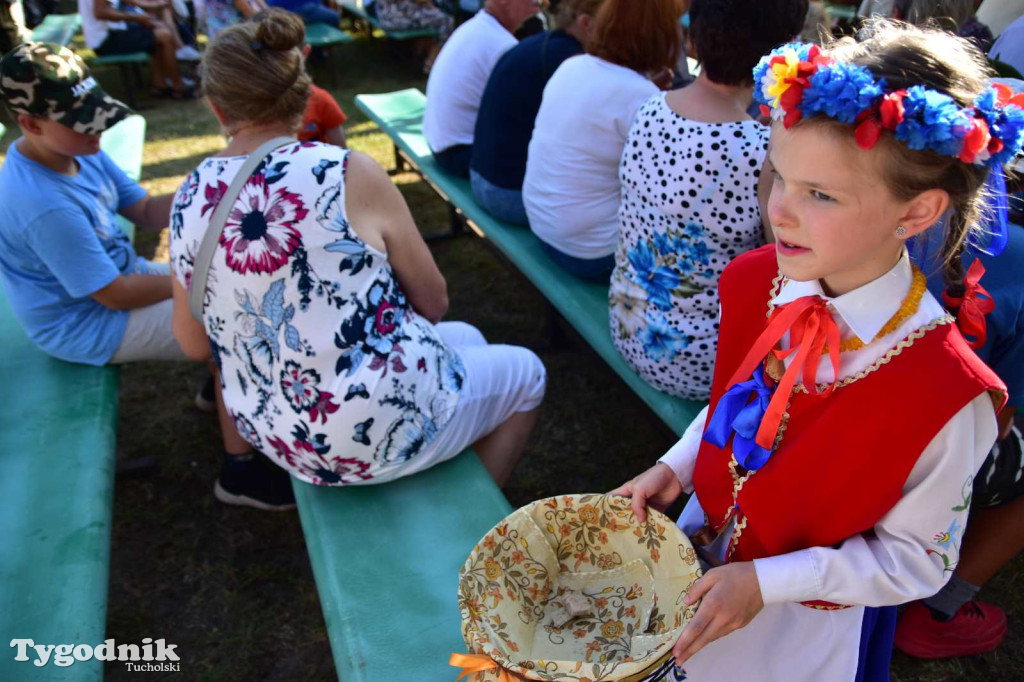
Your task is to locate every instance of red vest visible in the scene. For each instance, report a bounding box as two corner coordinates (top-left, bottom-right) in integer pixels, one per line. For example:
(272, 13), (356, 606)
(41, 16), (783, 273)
(693, 246), (1005, 580)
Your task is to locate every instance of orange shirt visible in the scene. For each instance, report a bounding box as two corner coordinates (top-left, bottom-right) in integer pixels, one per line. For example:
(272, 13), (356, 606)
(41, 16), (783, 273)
(300, 84), (348, 143)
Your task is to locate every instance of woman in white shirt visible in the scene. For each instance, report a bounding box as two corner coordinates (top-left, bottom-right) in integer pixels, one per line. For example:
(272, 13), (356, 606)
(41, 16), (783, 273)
(521, 0), (684, 281)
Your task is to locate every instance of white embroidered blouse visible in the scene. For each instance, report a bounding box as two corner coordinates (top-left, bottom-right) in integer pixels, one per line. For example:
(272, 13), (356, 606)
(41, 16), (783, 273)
(657, 251), (998, 681)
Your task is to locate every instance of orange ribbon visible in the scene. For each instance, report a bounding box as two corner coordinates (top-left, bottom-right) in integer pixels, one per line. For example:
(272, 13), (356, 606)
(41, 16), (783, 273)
(449, 653), (517, 682)
(944, 259), (994, 350)
(724, 296), (841, 450)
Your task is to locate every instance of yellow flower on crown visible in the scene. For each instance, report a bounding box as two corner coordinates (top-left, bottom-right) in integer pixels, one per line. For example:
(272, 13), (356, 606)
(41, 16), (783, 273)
(762, 51), (801, 109)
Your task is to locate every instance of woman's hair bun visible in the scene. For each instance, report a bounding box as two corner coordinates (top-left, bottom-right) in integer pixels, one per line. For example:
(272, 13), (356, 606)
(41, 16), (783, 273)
(254, 7), (306, 51)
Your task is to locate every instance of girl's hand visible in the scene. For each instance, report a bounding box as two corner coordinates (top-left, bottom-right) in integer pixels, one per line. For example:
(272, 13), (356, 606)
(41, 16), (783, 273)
(673, 562), (764, 664)
(609, 462), (684, 524)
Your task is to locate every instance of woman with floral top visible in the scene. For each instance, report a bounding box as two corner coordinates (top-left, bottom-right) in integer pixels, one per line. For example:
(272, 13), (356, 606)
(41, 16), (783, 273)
(169, 10), (545, 510)
(609, 0), (807, 402)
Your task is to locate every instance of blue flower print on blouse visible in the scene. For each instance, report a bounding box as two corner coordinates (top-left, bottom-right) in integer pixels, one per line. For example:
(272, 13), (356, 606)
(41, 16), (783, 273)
(640, 312), (690, 362)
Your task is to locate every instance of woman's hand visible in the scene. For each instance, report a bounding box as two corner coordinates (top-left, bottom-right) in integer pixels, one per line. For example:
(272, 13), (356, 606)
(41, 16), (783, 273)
(609, 462), (684, 524)
(672, 562), (764, 664)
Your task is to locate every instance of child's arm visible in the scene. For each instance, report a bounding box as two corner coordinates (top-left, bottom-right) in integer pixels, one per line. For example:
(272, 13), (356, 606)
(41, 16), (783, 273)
(611, 405), (708, 522)
(324, 125), (347, 149)
(91, 273), (172, 310)
(751, 393), (996, 608)
(670, 392), (998, 663)
(120, 193), (176, 232)
(24, 208), (168, 310)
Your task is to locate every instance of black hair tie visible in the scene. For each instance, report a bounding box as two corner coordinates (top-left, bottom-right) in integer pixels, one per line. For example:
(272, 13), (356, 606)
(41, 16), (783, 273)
(250, 41), (265, 52)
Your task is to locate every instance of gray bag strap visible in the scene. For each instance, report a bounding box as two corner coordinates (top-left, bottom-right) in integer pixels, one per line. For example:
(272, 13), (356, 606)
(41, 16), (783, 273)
(188, 136), (295, 321)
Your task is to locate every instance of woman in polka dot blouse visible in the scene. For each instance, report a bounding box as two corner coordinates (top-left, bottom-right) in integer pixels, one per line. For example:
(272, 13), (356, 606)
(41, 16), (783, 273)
(609, 0), (808, 401)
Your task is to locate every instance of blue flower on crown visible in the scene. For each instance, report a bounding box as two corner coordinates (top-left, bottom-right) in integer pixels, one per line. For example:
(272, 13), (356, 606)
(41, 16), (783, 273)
(895, 86), (972, 157)
(801, 62), (885, 124)
(974, 86), (1024, 167)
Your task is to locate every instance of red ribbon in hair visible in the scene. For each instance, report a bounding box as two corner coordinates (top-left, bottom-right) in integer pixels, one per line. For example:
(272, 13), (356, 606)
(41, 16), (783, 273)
(944, 259), (995, 350)
(723, 297), (841, 450)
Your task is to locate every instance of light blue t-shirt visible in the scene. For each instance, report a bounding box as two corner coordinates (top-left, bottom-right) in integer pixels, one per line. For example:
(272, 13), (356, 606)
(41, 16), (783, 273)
(0, 139), (147, 365)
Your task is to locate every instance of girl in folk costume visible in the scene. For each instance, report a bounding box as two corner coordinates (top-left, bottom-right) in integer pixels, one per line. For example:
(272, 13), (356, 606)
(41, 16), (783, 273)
(612, 20), (1024, 682)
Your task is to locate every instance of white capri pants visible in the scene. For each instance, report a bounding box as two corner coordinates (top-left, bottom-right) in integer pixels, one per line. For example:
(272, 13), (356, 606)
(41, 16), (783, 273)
(367, 321), (546, 484)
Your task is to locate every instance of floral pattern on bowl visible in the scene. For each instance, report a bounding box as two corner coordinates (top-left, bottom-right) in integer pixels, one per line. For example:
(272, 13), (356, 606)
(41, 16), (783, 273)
(457, 494), (702, 681)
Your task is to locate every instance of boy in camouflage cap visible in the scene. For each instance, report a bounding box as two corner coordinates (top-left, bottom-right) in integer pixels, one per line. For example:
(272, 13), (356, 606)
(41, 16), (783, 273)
(0, 44), (289, 509)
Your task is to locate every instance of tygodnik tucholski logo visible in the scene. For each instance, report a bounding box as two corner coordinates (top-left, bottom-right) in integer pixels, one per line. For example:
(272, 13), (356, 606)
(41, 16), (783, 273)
(10, 638), (181, 672)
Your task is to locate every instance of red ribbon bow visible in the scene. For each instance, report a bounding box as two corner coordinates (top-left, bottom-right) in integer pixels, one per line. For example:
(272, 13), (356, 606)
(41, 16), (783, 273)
(723, 296), (841, 451)
(944, 259), (995, 350)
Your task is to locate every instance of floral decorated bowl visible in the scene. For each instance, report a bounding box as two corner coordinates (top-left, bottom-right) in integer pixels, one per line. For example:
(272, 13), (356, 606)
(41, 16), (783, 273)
(453, 494), (702, 682)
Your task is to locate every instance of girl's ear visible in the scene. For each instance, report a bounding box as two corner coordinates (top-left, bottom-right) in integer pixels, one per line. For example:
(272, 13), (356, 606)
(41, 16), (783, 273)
(899, 188), (950, 239)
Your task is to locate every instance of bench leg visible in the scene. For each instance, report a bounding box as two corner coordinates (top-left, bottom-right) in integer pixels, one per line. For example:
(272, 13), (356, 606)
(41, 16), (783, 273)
(449, 204), (465, 236)
(387, 143), (407, 176)
(423, 204), (466, 243)
(121, 64), (138, 109)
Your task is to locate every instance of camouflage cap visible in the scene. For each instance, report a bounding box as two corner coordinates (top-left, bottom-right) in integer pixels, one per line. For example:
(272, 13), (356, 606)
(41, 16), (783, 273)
(0, 42), (133, 135)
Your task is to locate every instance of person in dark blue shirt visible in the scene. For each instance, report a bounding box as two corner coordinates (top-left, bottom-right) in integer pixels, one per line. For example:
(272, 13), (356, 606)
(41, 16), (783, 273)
(469, 0), (601, 225)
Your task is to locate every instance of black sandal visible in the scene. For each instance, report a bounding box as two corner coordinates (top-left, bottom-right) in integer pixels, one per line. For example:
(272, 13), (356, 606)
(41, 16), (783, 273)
(170, 84), (200, 100)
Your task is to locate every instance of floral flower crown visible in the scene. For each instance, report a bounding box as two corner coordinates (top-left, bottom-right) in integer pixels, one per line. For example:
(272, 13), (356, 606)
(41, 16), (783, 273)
(752, 42), (1024, 167)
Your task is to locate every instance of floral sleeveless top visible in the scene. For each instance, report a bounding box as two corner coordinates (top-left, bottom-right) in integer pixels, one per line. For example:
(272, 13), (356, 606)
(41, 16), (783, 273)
(169, 142), (464, 485)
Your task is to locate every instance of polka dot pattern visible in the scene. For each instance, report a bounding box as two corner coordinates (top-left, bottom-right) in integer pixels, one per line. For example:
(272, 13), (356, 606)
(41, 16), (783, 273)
(609, 93), (770, 401)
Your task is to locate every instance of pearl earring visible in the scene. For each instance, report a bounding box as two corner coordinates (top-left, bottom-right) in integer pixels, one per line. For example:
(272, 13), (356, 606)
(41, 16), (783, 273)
(895, 225), (908, 238)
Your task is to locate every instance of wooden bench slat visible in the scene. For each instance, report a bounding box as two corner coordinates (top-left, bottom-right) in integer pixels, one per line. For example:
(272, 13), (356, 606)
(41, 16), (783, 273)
(293, 451), (511, 680)
(305, 22), (355, 47)
(30, 13), (82, 45)
(354, 89), (706, 436)
(91, 51), (149, 66)
(0, 116), (144, 682)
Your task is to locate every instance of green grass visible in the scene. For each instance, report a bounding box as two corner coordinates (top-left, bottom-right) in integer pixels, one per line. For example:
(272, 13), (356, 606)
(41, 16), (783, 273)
(2, 35), (1022, 681)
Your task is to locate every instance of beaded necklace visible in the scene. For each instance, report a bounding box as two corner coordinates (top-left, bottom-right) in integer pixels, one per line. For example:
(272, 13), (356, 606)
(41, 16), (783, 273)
(832, 264), (928, 354)
(765, 264), (928, 382)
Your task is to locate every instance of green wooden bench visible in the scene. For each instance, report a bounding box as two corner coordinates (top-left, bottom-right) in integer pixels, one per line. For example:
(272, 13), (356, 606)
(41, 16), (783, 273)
(305, 22), (355, 86)
(0, 115), (145, 682)
(90, 51), (149, 109)
(824, 1), (858, 22)
(292, 451), (511, 680)
(355, 89), (706, 437)
(30, 12), (82, 45)
(306, 21), (354, 48)
(339, 0), (441, 40)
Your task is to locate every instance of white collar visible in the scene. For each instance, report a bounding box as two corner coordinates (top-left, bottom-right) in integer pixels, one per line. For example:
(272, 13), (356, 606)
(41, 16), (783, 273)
(771, 250), (913, 344)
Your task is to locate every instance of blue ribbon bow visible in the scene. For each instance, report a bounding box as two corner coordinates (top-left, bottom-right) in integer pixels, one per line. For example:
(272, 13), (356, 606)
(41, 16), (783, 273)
(703, 364), (775, 471)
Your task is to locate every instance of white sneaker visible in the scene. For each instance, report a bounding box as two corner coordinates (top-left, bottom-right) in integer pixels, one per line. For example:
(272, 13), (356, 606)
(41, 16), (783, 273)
(176, 45), (202, 61)
(166, 76), (196, 88)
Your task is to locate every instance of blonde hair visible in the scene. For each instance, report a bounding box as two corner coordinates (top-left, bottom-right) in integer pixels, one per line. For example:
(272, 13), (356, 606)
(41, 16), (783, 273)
(202, 8), (311, 129)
